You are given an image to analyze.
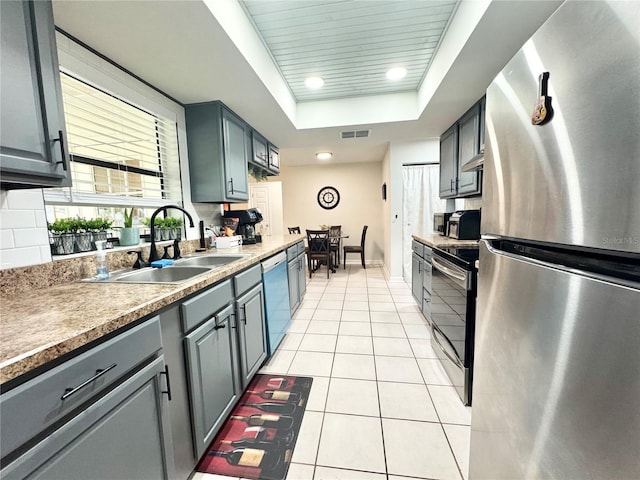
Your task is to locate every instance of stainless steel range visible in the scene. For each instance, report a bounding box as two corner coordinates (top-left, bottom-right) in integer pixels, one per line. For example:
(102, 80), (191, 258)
(430, 245), (478, 406)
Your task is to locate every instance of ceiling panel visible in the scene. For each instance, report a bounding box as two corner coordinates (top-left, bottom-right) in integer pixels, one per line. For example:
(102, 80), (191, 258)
(240, 0), (459, 102)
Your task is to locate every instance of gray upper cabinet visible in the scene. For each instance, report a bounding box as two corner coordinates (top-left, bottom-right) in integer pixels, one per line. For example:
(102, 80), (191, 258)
(0, 0), (71, 189)
(439, 125), (458, 198)
(268, 143), (280, 174)
(457, 104), (482, 196)
(251, 130), (269, 168)
(185, 101), (249, 203)
(439, 97), (483, 199)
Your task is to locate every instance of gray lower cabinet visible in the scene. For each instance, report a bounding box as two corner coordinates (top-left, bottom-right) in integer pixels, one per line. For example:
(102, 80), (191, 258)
(0, 317), (174, 480)
(412, 251), (423, 302)
(422, 246), (433, 322)
(287, 241), (306, 314)
(184, 301), (240, 459)
(0, 0), (71, 189)
(236, 283), (267, 388)
(185, 101), (249, 203)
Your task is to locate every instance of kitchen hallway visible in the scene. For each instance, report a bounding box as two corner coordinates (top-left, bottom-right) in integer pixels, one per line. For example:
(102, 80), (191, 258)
(194, 266), (471, 480)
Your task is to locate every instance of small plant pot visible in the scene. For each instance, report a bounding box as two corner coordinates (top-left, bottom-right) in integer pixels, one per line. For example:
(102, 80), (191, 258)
(74, 232), (93, 252)
(91, 232), (108, 249)
(119, 227), (140, 246)
(50, 234), (75, 255)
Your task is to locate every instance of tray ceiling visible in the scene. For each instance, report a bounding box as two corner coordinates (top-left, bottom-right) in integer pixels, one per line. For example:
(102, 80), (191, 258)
(240, 0), (459, 102)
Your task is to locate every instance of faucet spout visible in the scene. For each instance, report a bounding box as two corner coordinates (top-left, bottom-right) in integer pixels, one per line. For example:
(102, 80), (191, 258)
(148, 205), (195, 263)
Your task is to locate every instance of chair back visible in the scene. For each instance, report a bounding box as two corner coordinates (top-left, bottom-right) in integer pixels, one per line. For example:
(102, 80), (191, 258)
(360, 225), (368, 247)
(288, 226), (301, 234)
(329, 225), (341, 237)
(306, 229), (330, 254)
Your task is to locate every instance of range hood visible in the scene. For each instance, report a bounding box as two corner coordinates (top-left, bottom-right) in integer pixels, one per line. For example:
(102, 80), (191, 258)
(461, 151), (484, 172)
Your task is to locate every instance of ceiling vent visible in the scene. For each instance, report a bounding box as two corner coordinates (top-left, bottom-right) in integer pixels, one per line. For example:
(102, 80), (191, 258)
(341, 129), (370, 139)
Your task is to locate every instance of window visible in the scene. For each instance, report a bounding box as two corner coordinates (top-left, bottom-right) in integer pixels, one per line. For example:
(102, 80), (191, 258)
(44, 73), (182, 225)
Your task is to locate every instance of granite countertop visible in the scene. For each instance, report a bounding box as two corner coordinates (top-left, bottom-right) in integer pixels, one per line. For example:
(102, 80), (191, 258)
(0, 235), (303, 385)
(412, 232), (480, 248)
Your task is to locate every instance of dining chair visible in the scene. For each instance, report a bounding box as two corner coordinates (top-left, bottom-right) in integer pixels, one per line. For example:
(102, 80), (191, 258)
(306, 229), (332, 278)
(329, 225), (342, 267)
(288, 226), (301, 234)
(343, 225), (368, 269)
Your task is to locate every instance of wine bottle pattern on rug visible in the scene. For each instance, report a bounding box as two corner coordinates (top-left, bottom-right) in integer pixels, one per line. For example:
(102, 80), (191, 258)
(197, 374), (313, 480)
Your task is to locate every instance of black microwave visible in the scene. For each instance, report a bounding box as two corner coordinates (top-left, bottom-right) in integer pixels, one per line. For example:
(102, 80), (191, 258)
(433, 212), (452, 236)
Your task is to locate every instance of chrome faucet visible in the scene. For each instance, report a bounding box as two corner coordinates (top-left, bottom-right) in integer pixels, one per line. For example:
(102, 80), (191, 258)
(148, 205), (195, 263)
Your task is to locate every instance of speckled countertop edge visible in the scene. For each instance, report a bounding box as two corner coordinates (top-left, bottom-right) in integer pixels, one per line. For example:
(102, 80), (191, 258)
(412, 232), (480, 248)
(0, 235), (304, 385)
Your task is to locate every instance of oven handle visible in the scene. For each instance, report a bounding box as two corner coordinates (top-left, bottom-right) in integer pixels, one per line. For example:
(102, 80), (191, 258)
(431, 323), (464, 369)
(432, 255), (467, 289)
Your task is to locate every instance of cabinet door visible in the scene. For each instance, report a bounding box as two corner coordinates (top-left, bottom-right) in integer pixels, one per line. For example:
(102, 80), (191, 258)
(479, 96), (486, 153)
(297, 254), (307, 301)
(2, 357), (174, 480)
(236, 284), (268, 388)
(251, 131), (268, 167)
(411, 252), (423, 302)
(0, 0), (71, 188)
(221, 109), (249, 201)
(184, 303), (240, 458)
(457, 104), (482, 196)
(268, 144), (280, 174)
(439, 125), (458, 198)
(287, 259), (300, 314)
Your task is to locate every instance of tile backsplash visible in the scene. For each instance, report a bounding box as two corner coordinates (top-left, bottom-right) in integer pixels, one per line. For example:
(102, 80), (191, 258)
(0, 190), (51, 269)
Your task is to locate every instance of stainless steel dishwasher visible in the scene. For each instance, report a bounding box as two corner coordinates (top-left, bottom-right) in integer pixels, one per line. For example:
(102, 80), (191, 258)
(261, 252), (292, 355)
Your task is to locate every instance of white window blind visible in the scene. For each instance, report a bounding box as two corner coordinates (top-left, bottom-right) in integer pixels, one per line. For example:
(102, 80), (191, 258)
(44, 73), (182, 208)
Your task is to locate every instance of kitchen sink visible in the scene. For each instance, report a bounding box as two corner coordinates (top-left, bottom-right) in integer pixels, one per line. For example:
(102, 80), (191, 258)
(112, 266), (212, 284)
(176, 254), (249, 268)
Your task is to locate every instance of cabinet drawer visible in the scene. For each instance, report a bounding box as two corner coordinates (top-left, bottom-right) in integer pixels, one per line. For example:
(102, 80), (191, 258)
(412, 240), (424, 258)
(181, 280), (233, 333)
(233, 264), (261, 297)
(296, 241), (306, 256)
(286, 245), (298, 261)
(0, 317), (162, 459)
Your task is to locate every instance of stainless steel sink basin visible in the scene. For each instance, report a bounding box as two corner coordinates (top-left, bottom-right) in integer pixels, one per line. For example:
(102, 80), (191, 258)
(113, 266), (211, 284)
(176, 254), (249, 268)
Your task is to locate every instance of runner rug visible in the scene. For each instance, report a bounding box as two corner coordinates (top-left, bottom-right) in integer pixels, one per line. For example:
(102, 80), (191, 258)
(197, 374), (313, 480)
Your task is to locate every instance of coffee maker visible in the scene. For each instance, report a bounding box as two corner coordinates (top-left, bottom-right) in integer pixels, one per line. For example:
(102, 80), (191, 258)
(223, 208), (263, 244)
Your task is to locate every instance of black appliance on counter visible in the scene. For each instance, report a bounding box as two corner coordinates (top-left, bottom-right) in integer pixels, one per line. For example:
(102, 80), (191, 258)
(433, 212), (453, 236)
(223, 208), (263, 244)
(448, 210), (481, 240)
(430, 245), (479, 406)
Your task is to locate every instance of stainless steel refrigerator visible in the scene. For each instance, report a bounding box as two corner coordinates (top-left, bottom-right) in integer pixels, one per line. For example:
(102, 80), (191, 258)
(470, 1), (640, 479)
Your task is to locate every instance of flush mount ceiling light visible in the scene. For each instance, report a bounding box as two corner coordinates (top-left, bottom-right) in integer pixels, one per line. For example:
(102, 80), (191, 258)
(315, 151), (333, 160)
(386, 67), (407, 81)
(305, 76), (325, 89)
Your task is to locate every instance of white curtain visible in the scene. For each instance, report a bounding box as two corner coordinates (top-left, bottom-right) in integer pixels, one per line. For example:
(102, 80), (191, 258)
(402, 165), (446, 282)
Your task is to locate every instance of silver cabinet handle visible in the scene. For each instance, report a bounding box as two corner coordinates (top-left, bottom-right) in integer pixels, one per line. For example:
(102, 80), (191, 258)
(61, 363), (117, 400)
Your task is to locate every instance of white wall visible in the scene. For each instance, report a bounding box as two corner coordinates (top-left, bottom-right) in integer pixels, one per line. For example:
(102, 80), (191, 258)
(277, 162), (384, 266)
(384, 139), (440, 281)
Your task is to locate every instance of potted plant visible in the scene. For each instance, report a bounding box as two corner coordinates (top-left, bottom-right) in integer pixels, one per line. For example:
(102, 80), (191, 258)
(72, 218), (94, 252)
(163, 216), (183, 240)
(118, 208), (140, 246)
(86, 217), (113, 249)
(48, 218), (76, 255)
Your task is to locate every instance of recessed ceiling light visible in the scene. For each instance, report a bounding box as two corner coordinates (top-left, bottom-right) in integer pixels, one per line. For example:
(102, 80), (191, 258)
(305, 76), (325, 89)
(386, 67), (407, 81)
(315, 152), (333, 160)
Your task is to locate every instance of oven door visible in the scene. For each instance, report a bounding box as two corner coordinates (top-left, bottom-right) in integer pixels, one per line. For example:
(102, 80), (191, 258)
(430, 252), (473, 405)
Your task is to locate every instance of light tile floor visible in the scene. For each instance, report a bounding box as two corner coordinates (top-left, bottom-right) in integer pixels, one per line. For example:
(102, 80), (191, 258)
(193, 266), (471, 480)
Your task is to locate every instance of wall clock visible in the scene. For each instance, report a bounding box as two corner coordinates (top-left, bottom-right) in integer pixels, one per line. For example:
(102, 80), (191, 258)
(317, 186), (340, 210)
